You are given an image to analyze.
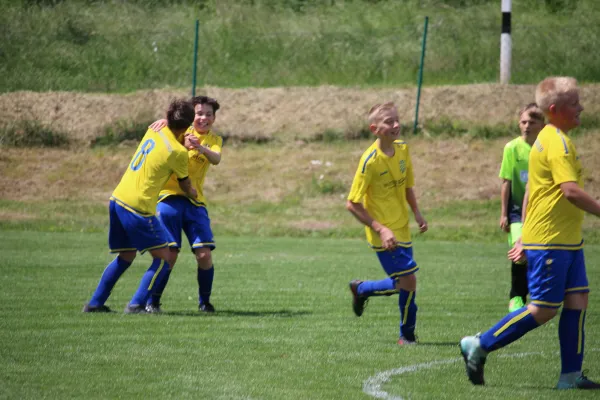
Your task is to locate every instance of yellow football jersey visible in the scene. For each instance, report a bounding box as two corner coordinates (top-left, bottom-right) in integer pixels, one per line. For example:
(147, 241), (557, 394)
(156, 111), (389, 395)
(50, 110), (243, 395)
(347, 140), (415, 250)
(111, 127), (189, 216)
(159, 127), (223, 206)
(522, 125), (584, 249)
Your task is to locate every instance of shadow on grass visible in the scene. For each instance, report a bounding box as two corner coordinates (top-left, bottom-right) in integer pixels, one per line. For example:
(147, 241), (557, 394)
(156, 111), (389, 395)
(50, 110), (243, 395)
(414, 341), (461, 347)
(162, 309), (313, 318)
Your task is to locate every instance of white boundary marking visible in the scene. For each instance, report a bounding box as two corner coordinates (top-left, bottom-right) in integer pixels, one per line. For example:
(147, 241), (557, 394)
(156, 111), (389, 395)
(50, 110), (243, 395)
(363, 348), (600, 400)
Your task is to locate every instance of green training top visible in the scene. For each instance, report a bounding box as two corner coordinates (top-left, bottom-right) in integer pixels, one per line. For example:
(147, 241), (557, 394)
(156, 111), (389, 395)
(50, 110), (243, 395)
(499, 136), (531, 223)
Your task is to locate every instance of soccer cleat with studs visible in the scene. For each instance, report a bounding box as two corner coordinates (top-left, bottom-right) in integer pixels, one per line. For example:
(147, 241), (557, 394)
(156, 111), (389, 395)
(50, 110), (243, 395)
(460, 334), (487, 385)
(82, 304), (112, 313)
(199, 302), (215, 313)
(397, 336), (418, 346)
(145, 303), (162, 314)
(557, 372), (600, 390)
(123, 304), (146, 314)
(349, 280), (368, 317)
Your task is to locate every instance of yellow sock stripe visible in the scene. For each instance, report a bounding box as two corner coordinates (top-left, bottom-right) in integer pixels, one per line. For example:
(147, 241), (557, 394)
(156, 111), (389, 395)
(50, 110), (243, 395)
(578, 309), (586, 355)
(374, 289), (399, 296)
(493, 309), (531, 337)
(402, 291), (414, 325)
(147, 259), (165, 290)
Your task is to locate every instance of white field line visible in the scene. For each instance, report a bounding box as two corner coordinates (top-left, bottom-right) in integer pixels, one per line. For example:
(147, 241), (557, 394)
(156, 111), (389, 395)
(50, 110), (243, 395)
(363, 348), (600, 400)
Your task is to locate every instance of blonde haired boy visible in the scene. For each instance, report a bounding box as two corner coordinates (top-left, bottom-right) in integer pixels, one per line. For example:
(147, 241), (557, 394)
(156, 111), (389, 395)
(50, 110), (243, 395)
(347, 102), (427, 345)
(499, 103), (544, 312)
(461, 77), (600, 389)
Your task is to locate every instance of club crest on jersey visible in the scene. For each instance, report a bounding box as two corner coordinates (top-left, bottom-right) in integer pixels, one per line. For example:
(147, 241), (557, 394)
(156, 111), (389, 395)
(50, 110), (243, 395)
(399, 160), (406, 173)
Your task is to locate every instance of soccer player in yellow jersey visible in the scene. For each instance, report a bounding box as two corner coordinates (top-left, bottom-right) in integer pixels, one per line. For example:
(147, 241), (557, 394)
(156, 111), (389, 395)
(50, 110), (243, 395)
(83, 99), (197, 314)
(461, 77), (600, 389)
(499, 103), (544, 312)
(346, 102), (428, 345)
(143, 96), (223, 313)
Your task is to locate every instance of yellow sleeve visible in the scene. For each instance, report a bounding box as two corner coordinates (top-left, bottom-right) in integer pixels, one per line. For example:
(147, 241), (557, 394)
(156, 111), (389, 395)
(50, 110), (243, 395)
(548, 137), (578, 185)
(406, 149), (415, 188)
(210, 136), (223, 154)
(169, 149), (189, 179)
(347, 159), (372, 203)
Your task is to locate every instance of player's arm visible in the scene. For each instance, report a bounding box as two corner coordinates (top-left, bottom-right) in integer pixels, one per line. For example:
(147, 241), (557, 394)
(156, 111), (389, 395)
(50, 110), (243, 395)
(346, 200), (397, 250)
(560, 182), (600, 217)
(196, 145), (221, 165)
(500, 179), (511, 232)
(549, 140), (600, 217)
(149, 119), (168, 132)
(521, 182), (529, 223)
(184, 135), (221, 165)
(508, 183), (528, 263)
(177, 177), (197, 199)
(498, 145), (512, 232)
(404, 151), (427, 233)
(406, 187), (427, 233)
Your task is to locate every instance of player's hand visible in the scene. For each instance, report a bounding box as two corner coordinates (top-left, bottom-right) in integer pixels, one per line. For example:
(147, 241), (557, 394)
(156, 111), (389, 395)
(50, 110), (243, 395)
(149, 119), (168, 132)
(415, 214), (428, 233)
(499, 215), (510, 232)
(184, 134), (201, 151)
(188, 188), (198, 199)
(378, 226), (398, 251)
(508, 238), (526, 263)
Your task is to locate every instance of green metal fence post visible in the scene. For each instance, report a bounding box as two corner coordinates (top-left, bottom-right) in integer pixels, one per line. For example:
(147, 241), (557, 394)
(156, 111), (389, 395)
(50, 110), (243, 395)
(192, 19), (199, 97)
(413, 16), (429, 134)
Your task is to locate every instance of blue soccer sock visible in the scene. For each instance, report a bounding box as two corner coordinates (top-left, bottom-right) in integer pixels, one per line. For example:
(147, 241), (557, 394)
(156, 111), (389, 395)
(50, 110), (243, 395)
(357, 278), (397, 297)
(129, 258), (170, 307)
(197, 266), (214, 305)
(399, 289), (417, 340)
(559, 308), (586, 375)
(88, 256), (132, 307)
(146, 267), (173, 306)
(479, 307), (539, 352)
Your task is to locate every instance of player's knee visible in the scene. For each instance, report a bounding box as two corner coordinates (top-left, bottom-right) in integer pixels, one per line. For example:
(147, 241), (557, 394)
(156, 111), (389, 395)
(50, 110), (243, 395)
(168, 250), (179, 269)
(564, 292), (588, 309)
(396, 274), (417, 291)
(194, 248), (212, 269)
(528, 304), (557, 324)
(118, 251), (136, 263)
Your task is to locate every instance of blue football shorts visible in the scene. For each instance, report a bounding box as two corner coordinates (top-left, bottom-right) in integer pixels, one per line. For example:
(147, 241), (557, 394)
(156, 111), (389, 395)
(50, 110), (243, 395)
(157, 196), (215, 252)
(376, 246), (419, 280)
(108, 200), (173, 254)
(525, 248), (589, 308)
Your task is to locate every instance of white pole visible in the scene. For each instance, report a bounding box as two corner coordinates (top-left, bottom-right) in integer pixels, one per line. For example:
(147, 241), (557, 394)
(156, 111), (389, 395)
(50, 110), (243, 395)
(500, 0), (512, 84)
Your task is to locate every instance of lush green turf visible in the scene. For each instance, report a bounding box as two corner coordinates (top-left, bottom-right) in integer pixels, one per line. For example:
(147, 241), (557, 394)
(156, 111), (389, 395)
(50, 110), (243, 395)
(3, 0), (600, 92)
(1, 231), (599, 399)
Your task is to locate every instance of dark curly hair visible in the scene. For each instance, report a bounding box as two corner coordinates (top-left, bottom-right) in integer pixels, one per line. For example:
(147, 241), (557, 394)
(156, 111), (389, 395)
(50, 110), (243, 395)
(166, 98), (195, 131)
(192, 96), (220, 114)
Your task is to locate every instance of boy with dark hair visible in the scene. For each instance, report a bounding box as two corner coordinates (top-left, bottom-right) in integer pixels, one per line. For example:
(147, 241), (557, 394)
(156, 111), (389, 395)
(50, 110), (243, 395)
(83, 99), (197, 313)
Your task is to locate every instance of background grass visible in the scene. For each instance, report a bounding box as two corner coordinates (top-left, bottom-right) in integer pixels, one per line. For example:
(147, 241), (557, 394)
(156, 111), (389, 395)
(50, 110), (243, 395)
(1, 231), (599, 399)
(3, 0), (600, 92)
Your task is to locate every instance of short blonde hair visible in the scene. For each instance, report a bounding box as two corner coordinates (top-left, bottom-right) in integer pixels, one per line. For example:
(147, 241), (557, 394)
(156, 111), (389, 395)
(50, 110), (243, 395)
(368, 102), (397, 125)
(535, 77), (578, 113)
(518, 102), (544, 121)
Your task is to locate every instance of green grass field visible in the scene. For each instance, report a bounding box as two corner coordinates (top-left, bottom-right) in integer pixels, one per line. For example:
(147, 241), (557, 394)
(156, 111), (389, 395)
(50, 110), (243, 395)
(3, 0), (600, 92)
(2, 231), (599, 399)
